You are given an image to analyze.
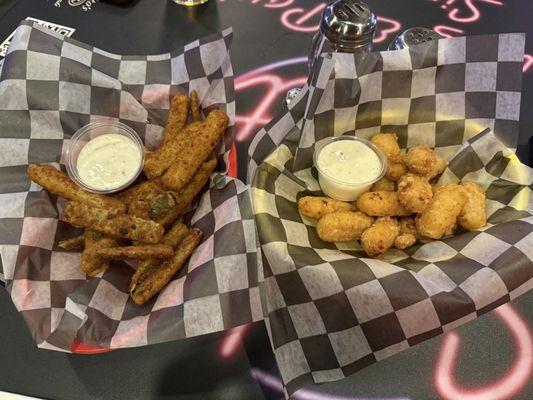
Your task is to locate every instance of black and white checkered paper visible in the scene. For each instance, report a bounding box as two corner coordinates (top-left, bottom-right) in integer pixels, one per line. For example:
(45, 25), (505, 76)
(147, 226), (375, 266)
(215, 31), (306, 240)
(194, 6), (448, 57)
(0, 21), (263, 352)
(249, 34), (533, 396)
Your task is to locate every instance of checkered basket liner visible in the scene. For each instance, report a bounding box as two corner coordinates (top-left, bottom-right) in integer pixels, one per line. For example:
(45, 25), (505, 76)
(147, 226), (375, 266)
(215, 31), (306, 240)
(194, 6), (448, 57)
(249, 34), (533, 396)
(0, 21), (263, 352)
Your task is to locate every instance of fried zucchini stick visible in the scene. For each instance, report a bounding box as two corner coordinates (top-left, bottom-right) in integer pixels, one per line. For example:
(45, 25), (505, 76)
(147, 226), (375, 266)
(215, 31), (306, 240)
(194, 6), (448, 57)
(130, 228), (203, 305)
(115, 180), (164, 207)
(163, 93), (190, 143)
(143, 122), (202, 179)
(27, 164), (126, 215)
(190, 90), (202, 122)
(162, 109), (228, 191)
(95, 244), (174, 260)
(63, 202), (164, 244)
(58, 235), (85, 251)
(82, 230), (120, 277)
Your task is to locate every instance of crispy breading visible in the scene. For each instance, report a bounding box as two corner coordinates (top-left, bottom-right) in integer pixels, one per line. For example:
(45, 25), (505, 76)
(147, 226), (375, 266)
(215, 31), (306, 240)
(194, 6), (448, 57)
(130, 228), (203, 305)
(58, 235), (85, 251)
(394, 233), (417, 250)
(81, 230), (120, 277)
(63, 201), (164, 244)
(371, 133), (408, 182)
(405, 145), (447, 180)
(397, 174), (433, 213)
(316, 211), (374, 242)
(371, 177), (396, 192)
(27, 164), (126, 215)
(298, 196), (355, 220)
(115, 180), (164, 207)
(361, 217), (400, 257)
(163, 93), (190, 143)
(95, 244), (174, 260)
(162, 109), (228, 191)
(356, 191), (412, 217)
(190, 90), (202, 122)
(458, 181), (486, 230)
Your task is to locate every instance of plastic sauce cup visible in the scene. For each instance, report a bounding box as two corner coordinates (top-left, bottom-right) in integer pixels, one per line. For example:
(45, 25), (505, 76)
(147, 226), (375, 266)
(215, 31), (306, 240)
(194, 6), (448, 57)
(313, 136), (387, 201)
(65, 121), (145, 194)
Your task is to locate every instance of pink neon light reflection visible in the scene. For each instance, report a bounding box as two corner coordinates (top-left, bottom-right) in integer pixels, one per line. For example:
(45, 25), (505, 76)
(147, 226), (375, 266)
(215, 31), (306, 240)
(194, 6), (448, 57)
(435, 304), (533, 400)
(220, 324), (251, 358)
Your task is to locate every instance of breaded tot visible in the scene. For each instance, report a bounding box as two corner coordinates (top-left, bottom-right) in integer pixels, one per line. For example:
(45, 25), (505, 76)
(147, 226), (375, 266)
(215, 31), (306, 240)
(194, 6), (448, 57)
(405, 145), (447, 180)
(58, 235), (85, 251)
(143, 121), (202, 179)
(130, 228), (203, 305)
(394, 233), (417, 250)
(190, 90), (202, 122)
(361, 217), (400, 257)
(458, 181), (486, 230)
(356, 191), (412, 217)
(400, 216), (419, 237)
(63, 202), (164, 244)
(163, 93), (190, 143)
(371, 177), (396, 192)
(397, 174), (433, 213)
(162, 109), (228, 191)
(371, 133), (403, 163)
(316, 211), (374, 242)
(95, 244), (174, 260)
(415, 184), (467, 239)
(82, 230), (120, 277)
(27, 164), (126, 215)
(386, 161), (408, 182)
(298, 196), (355, 220)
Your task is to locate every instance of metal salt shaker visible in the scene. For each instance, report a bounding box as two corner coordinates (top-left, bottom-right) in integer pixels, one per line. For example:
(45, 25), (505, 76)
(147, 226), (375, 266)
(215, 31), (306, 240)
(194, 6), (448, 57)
(284, 0), (376, 109)
(388, 27), (443, 50)
(308, 0), (377, 71)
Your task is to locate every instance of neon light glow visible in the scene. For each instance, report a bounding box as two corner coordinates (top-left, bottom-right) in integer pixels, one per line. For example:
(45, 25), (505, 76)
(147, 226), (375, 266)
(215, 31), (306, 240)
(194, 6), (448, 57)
(524, 54), (533, 73)
(374, 17), (402, 43)
(220, 324), (251, 357)
(435, 304), (533, 400)
(433, 24), (465, 37)
(280, 4), (327, 33)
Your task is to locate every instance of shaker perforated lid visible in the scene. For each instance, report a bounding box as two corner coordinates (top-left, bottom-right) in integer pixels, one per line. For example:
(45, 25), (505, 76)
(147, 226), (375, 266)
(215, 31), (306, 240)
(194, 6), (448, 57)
(283, 87), (301, 108)
(320, 0), (376, 49)
(388, 27), (442, 50)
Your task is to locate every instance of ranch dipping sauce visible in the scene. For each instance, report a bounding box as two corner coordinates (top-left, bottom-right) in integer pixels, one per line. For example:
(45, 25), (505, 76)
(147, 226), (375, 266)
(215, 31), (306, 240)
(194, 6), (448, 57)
(314, 136), (387, 201)
(76, 133), (142, 191)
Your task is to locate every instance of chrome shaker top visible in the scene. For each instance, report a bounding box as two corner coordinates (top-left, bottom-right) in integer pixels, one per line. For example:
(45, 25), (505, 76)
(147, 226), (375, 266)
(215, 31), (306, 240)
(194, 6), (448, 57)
(388, 27), (443, 50)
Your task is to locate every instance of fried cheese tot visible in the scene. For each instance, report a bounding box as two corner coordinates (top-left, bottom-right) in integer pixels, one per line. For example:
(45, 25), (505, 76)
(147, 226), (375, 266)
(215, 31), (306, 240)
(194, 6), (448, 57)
(361, 217), (400, 257)
(95, 244), (174, 260)
(405, 145), (447, 180)
(143, 122), (202, 179)
(397, 174), (433, 213)
(399, 216), (420, 238)
(356, 191), (412, 217)
(58, 235), (85, 251)
(394, 233), (417, 250)
(63, 202), (164, 244)
(371, 177), (396, 192)
(316, 211), (374, 242)
(297, 196), (355, 220)
(371, 133), (407, 182)
(162, 109), (228, 191)
(130, 228), (203, 305)
(458, 181), (486, 230)
(82, 230), (120, 277)
(190, 90), (202, 122)
(163, 93), (190, 143)
(415, 184), (467, 239)
(28, 164), (126, 215)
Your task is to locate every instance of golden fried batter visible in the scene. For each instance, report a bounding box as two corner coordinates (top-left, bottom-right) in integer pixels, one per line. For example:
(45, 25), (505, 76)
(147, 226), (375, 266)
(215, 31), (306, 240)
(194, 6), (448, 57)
(95, 244), (174, 260)
(405, 145), (447, 180)
(27, 164), (126, 215)
(130, 228), (203, 305)
(190, 90), (202, 122)
(458, 181), (486, 230)
(162, 109), (228, 191)
(298, 196), (355, 220)
(163, 93), (190, 143)
(143, 121), (202, 179)
(82, 230), (120, 277)
(361, 217), (400, 257)
(316, 211), (374, 242)
(427, 154), (447, 180)
(415, 184), (467, 239)
(386, 161), (408, 182)
(63, 201), (164, 244)
(394, 233), (417, 250)
(58, 235), (85, 251)
(371, 133), (407, 182)
(115, 180), (164, 207)
(371, 177), (396, 192)
(397, 174), (433, 213)
(356, 191), (412, 217)
(400, 216), (419, 237)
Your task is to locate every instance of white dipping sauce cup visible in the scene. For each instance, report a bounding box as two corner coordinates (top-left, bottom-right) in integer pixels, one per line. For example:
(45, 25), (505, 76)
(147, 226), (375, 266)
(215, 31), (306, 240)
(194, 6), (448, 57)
(313, 136), (388, 201)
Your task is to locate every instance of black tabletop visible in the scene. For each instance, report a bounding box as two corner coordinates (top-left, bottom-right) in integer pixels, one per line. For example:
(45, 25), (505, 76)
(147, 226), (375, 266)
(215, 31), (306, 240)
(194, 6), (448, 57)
(0, 1), (532, 399)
